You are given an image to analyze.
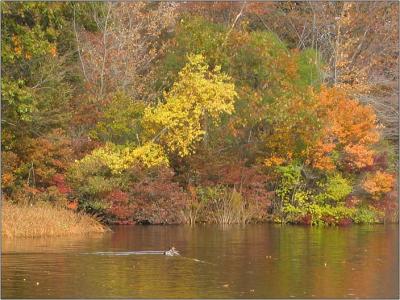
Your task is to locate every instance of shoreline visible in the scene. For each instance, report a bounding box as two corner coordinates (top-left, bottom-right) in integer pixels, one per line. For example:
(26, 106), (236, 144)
(2, 201), (397, 239)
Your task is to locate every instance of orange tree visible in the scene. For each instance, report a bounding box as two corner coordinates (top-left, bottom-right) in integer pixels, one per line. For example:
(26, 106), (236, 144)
(154, 15), (397, 224)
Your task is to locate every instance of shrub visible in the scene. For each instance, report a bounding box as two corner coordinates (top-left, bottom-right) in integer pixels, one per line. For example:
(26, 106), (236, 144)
(128, 167), (188, 224)
(35, 186), (69, 206)
(68, 139), (186, 224)
(19, 129), (73, 188)
(196, 185), (258, 224)
(72, 142), (169, 176)
(90, 91), (145, 145)
(370, 190), (398, 223)
(315, 173), (352, 204)
(274, 163), (308, 214)
(281, 203), (356, 226)
(105, 190), (135, 224)
(1, 151), (20, 192)
(281, 204), (304, 223)
(362, 171), (395, 200)
(353, 207), (383, 224)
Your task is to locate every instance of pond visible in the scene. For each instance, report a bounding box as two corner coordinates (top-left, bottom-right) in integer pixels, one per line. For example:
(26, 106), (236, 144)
(2, 224), (399, 298)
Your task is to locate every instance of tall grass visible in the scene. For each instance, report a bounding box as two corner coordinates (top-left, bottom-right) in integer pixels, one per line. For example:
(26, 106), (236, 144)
(2, 201), (107, 238)
(191, 185), (258, 225)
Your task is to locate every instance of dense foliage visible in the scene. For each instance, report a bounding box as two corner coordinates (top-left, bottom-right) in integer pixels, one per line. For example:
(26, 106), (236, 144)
(2, 2), (398, 225)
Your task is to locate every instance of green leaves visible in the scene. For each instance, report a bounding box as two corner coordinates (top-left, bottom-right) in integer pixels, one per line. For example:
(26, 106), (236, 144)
(91, 92), (145, 145)
(321, 173), (352, 203)
(297, 48), (323, 88)
(1, 79), (35, 122)
(1, 2), (64, 64)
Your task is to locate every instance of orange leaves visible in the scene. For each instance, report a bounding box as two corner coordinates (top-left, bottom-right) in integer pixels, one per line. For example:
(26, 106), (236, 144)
(265, 156), (285, 167)
(49, 46), (57, 57)
(67, 200), (79, 211)
(262, 85), (381, 174)
(308, 140), (336, 171)
(343, 144), (374, 169)
(2, 173), (15, 189)
(362, 171), (395, 199)
(317, 87), (379, 145)
(12, 35), (22, 56)
(309, 87), (380, 171)
(1, 151), (20, 189)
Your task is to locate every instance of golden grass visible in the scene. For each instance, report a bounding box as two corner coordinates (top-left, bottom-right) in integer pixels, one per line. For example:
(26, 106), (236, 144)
(2, 201), (108, 238)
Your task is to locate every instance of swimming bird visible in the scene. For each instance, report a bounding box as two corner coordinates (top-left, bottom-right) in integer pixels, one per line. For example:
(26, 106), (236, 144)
(164, 246), (180, 256)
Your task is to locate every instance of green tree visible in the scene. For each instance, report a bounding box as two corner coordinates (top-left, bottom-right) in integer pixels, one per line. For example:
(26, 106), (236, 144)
(90, 91), (145, 145)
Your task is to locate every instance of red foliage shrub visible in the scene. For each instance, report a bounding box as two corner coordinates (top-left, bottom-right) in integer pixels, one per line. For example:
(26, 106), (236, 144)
(193, 158), (273, 202)
(51, 173), (72, 194)
(363, 152), (390, 172)
(299, 214), (312, 225)
(106, 190), (135, 224)
(1, 151), (19, 190)
(71, 137), (102, 159)
(337, 218), (353, 226)
(321, 215), (336, 225)
(371, 190), (399, 222)
(19, 129), (73, 188)
(128, 167), (188, 224)
(345, 195), (361, 208)
(217, 163), (273, 219)
(372, 152), (389, 171)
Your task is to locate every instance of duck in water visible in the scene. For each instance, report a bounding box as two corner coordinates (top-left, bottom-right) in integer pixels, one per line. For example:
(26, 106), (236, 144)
(164, 246), (180, 256)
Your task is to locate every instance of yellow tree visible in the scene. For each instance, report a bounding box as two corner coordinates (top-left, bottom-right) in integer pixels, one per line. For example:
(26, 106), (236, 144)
(143, 54), (237, 157)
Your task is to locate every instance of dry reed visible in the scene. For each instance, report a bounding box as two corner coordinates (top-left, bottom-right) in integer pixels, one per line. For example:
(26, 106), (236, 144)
(2, 201), (107, 238)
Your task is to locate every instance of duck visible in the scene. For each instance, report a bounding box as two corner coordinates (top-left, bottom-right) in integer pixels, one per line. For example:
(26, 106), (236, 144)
(164, 246), (180, 256)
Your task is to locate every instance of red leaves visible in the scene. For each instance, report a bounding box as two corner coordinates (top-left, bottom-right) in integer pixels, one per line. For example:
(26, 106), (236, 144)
(51, 174), (71, 194)
(106, 190), (135, 223)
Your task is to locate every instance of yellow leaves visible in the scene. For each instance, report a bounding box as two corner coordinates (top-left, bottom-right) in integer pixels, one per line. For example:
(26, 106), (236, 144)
(77, 142), (168, 175)
(11, 35), (20, 45)
(12, 35), (22, 56)
(14, 46), (22, 56)
(143, 54), (237, 157)
(362, 171), (395, 199)
(130, 142), (169, 168)
(143, 96), (204, 157)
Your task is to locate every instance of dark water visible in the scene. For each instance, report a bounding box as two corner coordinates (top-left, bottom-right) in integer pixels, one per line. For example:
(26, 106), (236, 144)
(2, 224), (399, 298)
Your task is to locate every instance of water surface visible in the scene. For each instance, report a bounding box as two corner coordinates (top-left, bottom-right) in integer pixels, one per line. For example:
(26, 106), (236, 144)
(2, 224), (399, 298)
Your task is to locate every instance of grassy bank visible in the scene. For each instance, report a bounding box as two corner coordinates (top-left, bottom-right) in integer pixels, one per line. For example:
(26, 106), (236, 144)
(2, 202), (107, 238)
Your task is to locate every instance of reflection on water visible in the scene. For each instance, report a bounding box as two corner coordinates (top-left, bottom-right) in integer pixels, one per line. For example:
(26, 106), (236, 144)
(2, 224), (399, 298)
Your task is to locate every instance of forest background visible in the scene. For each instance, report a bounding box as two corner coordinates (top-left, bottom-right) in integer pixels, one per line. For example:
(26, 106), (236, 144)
(1, 1), (399, 230)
